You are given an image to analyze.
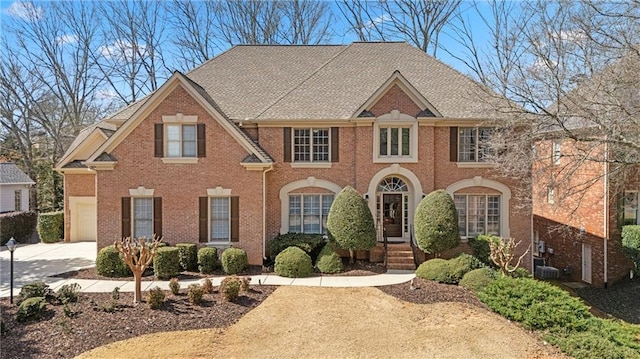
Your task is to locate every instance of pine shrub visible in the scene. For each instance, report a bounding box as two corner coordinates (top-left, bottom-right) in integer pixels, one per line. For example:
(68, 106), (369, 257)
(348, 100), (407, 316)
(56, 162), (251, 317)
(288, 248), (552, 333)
(147, 287), (165, 309)
(274, 246), (314, 278)
(17, 297), (47, 322)
(168, 278), (180, 295)
(176, 243), (198, 271)
(187, 284), (204, 305)
(153, 247), (181, 279)
(96, 246), (132, 277)
(197, 247), (219, 274)
(221, 248), (247, 275)
(56, 283), (81, 304)
(19, 281), (52, 303)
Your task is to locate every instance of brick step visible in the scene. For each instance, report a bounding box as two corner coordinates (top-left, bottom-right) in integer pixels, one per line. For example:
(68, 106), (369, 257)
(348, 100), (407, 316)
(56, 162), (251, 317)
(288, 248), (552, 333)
(387, 256), (415, 264)
(386, 263), (416, 270)
(386, 250), (414, 258)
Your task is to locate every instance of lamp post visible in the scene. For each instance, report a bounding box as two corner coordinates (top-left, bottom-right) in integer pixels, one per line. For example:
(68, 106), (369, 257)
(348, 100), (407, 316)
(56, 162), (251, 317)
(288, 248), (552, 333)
(6, 237), (17, 304)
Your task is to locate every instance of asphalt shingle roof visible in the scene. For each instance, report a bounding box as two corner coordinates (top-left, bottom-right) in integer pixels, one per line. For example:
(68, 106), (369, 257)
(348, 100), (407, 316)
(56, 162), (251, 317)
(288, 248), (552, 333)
(0, 163), (34, 184)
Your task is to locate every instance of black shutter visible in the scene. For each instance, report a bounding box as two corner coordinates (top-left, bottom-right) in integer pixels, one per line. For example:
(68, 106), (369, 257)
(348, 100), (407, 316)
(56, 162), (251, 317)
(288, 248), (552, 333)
(153, 197), (162, 238)
(197, 123), (206, 157)
(450, 127), (458, 162)
(331, 127), (339, 162)
(121, 197), (131, 238)
(283, 127), (292, 162)
(230, 196), (239, 242)
(199, 197), (208, 243)
(154, 124), (163, 157)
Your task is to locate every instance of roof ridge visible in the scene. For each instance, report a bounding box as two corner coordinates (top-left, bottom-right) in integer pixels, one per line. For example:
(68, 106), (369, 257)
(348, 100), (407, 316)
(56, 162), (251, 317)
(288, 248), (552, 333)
(252, 44), (352, 120)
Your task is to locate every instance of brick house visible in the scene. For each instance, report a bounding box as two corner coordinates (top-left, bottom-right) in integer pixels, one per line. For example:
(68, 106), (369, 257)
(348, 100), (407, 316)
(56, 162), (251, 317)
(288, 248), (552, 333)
(56, 42), (531, 269)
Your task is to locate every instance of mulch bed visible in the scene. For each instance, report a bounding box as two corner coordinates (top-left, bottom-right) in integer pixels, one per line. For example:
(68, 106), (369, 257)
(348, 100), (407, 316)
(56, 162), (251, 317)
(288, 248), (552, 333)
(0, 265), (483, 359)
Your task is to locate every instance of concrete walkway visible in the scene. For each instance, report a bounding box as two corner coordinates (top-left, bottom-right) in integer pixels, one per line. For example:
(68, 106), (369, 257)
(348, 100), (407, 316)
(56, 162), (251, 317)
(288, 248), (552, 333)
(0, 242), (415, 298)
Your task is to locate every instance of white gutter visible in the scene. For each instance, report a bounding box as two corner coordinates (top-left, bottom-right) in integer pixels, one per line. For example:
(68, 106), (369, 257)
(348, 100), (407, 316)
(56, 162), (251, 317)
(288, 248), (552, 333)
(603, 140), (609, 287)
(262, 165), (274, 261)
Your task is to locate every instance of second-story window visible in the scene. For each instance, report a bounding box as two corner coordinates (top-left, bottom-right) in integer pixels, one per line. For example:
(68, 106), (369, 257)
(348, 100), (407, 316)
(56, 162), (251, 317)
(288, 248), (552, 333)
(166, 124), (197, 158)
(552, 140), (562, 164)
(293, 128), (329, 162)
(379, 126), (411, 157)
(458, 127), (493, 162)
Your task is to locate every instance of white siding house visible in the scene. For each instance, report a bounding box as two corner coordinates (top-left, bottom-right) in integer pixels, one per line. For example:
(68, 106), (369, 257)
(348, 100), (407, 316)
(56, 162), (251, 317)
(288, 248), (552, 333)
(0, 163), (34, 213)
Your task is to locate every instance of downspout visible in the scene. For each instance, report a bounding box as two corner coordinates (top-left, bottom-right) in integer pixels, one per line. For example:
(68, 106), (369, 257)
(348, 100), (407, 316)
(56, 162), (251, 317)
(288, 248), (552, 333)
(603, 140), (609, 288)
(262, 165), (274, 261)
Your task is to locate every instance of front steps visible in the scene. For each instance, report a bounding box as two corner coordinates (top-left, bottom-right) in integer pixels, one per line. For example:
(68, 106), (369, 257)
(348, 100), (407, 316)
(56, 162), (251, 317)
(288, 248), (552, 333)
(385, 243), (416, 271)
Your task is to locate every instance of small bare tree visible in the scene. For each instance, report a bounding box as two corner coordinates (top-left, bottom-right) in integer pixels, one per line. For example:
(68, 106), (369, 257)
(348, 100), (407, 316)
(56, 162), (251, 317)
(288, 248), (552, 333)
(489, 238), (530, 276)
(114, 236), (162, 304)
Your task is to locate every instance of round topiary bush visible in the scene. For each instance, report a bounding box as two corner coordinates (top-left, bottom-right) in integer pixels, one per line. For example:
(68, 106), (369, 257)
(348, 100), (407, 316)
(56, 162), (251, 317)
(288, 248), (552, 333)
(459, 267), (497, 293)
(153, 247), (181, 279)
(96, 245), (132, 277)
(414, 190), (460, 255)
(415, 258), (451, 282)
(316, 242), (343, 274)
(275, 246), (314, 278)
(197, 247), (219, 274)
(176, 243), (198, 271)
(221, 247), (247, 275)
(326, 186), (377, 262)
(447, 253), (484, 283)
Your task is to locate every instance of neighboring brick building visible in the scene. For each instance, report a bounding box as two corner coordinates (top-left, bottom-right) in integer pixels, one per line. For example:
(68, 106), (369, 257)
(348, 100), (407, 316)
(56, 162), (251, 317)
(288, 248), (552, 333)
(56, 42), (531, 269)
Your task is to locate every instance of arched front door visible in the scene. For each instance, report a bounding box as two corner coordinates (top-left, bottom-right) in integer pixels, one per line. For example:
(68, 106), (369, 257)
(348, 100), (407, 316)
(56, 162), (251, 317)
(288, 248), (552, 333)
(376, 177), (409, 239)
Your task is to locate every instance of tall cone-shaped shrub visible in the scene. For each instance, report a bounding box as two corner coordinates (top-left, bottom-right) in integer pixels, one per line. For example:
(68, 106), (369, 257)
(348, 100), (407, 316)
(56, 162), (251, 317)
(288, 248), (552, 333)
(414, 189), (460, 256)
(326, 186), (376, 263)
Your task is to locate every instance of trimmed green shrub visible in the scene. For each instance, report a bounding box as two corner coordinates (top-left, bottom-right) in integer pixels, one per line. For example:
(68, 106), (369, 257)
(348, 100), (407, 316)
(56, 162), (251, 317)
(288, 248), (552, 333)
(0, 211), (37, 245)
(96, 245), (132, 277)
(468, 234), (500, 266)
(187, 284), (204, 305)
(176, 243), (198, 271)
(414, 190), (460, 255)
(202, 278), (214, 294)
(37, 211), (63, 243)
(221, 247), (247, 275)
(17, 297), (47, 322)
(56, 283), (80, 304)
(622, 225), (640, 273)
(197, 247), (219, 274)
(479, 277), (592, 331)
(153, 247), (181, 279)
(326, 186), (377, 261)
(275, 246), (314, 278)
(316, 242), (343, 274)
(448, 253), (484, 282)
(19, 281), (52, 303)
(220, 276), (243, 301)
(269, 233), (325, 262)
(168, 278), (180, 295)
(415, 258), (451, 282)
(146, 287), (165, 309)
(510, 267), (530, 278)
(459, 267), (497, 293)
(546, 328), (640, 359)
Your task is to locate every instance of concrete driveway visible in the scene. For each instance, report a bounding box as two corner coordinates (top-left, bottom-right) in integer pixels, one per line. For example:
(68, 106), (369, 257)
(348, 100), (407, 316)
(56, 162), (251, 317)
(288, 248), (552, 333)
(0, 241), (96, 298)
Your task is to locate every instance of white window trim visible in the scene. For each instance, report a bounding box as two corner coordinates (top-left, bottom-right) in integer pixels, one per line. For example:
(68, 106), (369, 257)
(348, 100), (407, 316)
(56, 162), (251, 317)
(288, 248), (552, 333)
(209, 196), (231, 244)
(291, 127), (331, 163)
(132, 197), (154, 240)
(457, 127), (494, 163)
(164, 123), (197, 159)
(622, 190), (639, 225)
(372, 111), (418, 163)
(454, 193), (502, 239)
(552, 140), (562, 165)
(446, 176), (511, 239)
(14, 190), (21, 211)
(279, 177), (341, 234)
(162, 113), (198, 123)
(547, 186), (555, 204)
(288, 193), (333, 234)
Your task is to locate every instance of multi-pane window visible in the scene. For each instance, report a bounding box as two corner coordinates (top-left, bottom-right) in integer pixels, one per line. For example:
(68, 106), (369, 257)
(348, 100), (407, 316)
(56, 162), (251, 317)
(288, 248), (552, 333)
(293, 128), (329, 162)
(14, 190), (21, 211)
(210, 197), (230, 242)
(547, 186), (555, 204)
(133, 198), (153, 239)
(458, 127), (493, 162)
(166, 124), (196, 157)
(454, 194), (500, 238)
(289, 194), (334, 234)
(623, 191), (639, 225)
(552, 140), (562, 164)
(379, 127), (410, 157)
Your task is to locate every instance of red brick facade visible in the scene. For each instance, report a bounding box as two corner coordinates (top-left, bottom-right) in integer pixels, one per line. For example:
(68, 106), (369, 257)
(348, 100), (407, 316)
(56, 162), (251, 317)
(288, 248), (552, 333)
(63, 78), (532, 269)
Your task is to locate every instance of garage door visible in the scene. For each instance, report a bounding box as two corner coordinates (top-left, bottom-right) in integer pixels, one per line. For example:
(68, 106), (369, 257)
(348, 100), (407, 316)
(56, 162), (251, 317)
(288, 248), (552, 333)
(71, 198), (97, 242)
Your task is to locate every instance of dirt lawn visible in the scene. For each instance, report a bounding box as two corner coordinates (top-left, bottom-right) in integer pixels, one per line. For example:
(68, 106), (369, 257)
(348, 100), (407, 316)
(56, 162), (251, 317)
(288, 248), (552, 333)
(77, 286), (564, 359)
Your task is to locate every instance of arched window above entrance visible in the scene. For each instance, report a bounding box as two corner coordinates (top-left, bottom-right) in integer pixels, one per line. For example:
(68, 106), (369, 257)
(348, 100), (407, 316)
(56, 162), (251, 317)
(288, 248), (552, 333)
(377, 177), (408, 192)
